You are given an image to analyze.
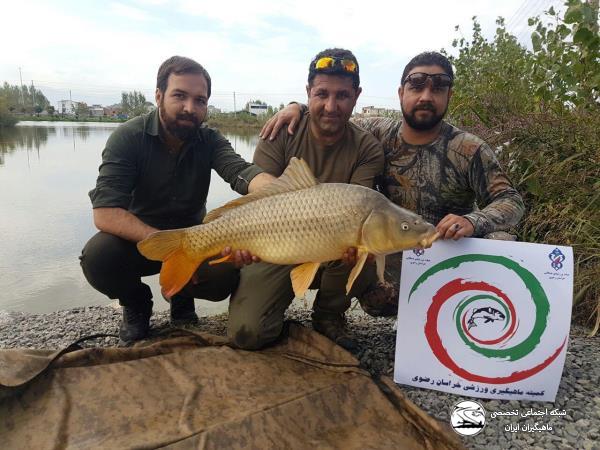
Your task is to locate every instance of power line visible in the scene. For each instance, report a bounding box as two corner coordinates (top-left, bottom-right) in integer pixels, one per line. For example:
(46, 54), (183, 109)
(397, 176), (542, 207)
(507, 0), (565, 42)
(505, 0), (533, 30)
(509, 0), (546, 31)
(514, 0), (560, 43)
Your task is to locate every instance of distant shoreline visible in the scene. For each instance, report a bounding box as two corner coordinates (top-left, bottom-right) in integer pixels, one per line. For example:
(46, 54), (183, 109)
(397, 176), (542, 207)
(14, 115), (126, 123)
(12, 115), (264, 130)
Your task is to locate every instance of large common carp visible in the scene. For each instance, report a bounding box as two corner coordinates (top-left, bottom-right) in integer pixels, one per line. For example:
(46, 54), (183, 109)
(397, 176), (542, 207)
(137, 157), (438, 298)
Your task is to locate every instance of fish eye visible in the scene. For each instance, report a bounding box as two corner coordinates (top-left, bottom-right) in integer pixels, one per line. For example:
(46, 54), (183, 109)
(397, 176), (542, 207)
(401, 222), (409, 231)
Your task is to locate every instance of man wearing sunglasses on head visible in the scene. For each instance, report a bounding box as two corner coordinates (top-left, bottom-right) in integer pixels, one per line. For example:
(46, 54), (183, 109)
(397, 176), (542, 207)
(227, 48), (384, 351)
(260, 51), (525, 317)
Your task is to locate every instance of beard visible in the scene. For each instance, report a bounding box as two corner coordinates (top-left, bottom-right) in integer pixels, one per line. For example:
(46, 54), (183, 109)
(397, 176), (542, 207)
(158, 102), (202, 141)
(315, 114), (345, 136)
(401, 102), (447, 131)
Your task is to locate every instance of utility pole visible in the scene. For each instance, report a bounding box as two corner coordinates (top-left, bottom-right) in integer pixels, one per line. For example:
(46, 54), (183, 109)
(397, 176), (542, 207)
(18, 67), (24, 106)
(233, 91), (236, 118)
(31, 80), (36, 111)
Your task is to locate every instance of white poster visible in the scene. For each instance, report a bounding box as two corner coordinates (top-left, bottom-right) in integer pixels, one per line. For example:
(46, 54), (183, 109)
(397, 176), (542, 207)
(394, 238), (573, 402)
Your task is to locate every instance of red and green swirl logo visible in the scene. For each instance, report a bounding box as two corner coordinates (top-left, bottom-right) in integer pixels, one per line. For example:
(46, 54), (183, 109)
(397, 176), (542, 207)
(409, 254), (567, 384)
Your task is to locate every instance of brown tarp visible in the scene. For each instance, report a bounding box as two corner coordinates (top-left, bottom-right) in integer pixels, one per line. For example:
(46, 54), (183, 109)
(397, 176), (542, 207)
(0, 324), (463, 449)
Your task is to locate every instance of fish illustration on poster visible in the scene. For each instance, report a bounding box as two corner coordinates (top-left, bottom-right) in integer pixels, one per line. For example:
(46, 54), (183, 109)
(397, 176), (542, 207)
(394, 238), (573, 402)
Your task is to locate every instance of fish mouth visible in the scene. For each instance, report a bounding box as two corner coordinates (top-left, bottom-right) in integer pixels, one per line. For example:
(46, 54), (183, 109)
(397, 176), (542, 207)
(418, 231), (440, 249)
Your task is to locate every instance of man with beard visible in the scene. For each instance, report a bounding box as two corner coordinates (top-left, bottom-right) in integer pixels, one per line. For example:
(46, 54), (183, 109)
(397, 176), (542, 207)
(227, 48), (384, 351)
(260, 51), (524, 316)
(80, 56), (275, 344)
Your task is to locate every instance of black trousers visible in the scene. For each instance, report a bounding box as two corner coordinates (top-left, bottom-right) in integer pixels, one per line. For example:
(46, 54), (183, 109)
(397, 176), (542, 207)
(80, 232), (239, 308)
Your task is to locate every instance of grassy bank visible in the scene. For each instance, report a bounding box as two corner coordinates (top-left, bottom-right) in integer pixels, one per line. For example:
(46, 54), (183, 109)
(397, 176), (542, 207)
(0, 116), (18, 127)
(0, 100), (18, 127)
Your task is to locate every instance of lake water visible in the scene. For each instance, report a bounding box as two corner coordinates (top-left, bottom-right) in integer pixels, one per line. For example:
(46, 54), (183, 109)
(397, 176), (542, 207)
(0, 121), (258, 314)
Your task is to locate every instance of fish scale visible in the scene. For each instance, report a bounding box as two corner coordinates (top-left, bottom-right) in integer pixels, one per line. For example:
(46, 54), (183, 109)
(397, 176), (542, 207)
(186, 184), (372, 265)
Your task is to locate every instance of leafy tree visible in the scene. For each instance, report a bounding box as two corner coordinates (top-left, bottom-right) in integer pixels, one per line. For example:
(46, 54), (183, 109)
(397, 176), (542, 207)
(529, 0), (599, 110)
(445, 17), (534, 127)
(74, 102), (89, 117)
(0, 95), (18, 127)
(121, 91), (149, 117)
(0, 82), (50, 114)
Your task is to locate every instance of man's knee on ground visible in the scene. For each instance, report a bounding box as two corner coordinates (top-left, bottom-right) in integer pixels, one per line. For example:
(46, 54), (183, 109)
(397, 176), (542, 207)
(227, 320), (279, 350)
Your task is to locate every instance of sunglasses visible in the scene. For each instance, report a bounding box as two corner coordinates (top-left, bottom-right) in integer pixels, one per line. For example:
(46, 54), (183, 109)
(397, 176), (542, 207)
(404, 72), (453, 89)
(313, 56), (358, 73)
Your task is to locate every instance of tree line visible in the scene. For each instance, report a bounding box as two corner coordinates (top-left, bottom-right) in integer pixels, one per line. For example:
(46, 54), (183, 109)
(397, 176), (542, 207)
(66, 91), (153, 118)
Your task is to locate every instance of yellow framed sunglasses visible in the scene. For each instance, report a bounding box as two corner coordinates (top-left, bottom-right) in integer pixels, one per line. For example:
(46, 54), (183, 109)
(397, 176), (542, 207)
(313, 56), (358, 73)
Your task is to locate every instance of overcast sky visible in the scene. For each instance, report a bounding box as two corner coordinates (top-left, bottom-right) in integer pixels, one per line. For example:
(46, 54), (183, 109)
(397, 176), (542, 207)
(1, 0), (565, 112)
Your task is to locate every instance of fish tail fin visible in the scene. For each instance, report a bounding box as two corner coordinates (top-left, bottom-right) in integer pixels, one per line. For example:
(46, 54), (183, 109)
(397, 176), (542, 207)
(137, 229), (206, 299)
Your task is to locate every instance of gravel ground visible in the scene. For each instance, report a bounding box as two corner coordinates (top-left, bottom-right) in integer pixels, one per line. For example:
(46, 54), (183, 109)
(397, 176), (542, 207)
(1, 303), (598, 450)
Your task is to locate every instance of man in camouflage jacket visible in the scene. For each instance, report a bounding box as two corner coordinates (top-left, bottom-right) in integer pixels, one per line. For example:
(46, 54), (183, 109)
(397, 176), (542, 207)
(260, 51), (525, 316)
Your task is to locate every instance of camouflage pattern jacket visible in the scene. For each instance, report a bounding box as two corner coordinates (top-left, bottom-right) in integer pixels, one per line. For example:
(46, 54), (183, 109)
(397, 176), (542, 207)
(353, 117), (525, 237)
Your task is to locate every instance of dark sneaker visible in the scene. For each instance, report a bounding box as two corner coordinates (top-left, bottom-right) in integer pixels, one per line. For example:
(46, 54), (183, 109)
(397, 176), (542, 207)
(357, 281), (399, 317)
(170, 295), (199, 326)
(312, 314), (358, 351)
(119, 303), (152, 345)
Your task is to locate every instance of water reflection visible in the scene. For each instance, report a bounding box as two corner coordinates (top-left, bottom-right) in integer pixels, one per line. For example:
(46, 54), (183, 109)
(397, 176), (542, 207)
(0, 124), (112, 166)
(66, 126), (92, 141)
(0, 126), (52, 164)
(219, 127), (258, 153)
(0, 122), (260, 314)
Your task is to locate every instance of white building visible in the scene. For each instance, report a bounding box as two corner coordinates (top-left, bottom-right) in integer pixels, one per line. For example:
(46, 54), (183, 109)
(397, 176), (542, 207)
(248, 103), (268, 116)
(90, 105), (104, 117)
(58, 100), (77, 115)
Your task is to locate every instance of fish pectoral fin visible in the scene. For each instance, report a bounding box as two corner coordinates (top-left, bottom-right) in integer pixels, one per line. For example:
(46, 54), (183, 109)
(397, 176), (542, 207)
(160, 248), (200, 299)
(208, 253), (234, 265)
(346, 249), (369, 294)
(290, 262), (320, 298)
(375, 254), (385, 283)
